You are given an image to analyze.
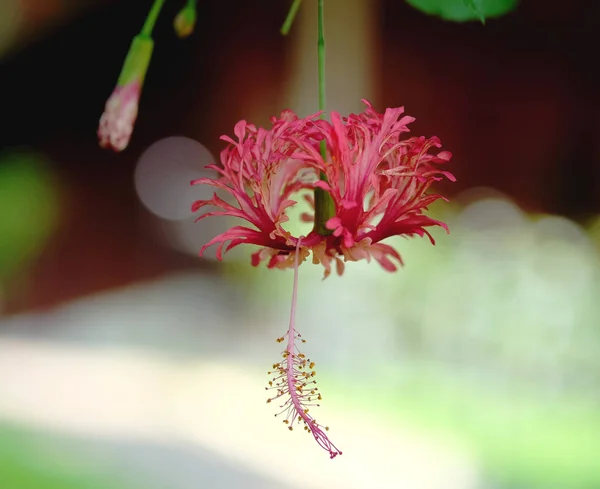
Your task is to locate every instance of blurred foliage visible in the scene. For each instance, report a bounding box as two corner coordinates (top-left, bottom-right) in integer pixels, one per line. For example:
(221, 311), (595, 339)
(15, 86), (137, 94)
(0, 0), (20, 57)
(0, 424), (133, 489)
(0, 150), (60, 304)
(405, 0), (518, 22)
(332, 367), (600, 489)
(589, 215), (600, 251)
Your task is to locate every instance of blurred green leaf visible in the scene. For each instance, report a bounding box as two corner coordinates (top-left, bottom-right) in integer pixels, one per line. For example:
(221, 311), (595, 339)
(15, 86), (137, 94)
(463, 0), (485, 23)
(333, 369), (600, 489)
(0, 425), (133, 489)
(405, 0), (518, 22)
(0, 150), (60, 280)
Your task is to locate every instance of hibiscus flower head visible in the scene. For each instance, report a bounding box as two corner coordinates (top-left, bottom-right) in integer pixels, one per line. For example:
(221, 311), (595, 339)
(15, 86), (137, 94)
(191, 100), (455, 277)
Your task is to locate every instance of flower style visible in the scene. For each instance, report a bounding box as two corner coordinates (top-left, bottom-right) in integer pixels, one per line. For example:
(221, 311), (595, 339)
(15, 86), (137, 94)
(98, 35), (154, 152)
(266, 238), (342, 459)
(191, 100), (455, 277)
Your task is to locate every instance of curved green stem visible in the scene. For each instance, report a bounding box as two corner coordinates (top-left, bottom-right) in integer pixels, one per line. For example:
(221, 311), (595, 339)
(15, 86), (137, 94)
(281, 0), (303, 35)
(141, 0), (166, 37)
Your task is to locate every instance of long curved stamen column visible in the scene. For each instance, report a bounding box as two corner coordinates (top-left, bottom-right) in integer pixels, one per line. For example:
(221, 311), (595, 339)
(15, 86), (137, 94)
(266, 237), (342, 459)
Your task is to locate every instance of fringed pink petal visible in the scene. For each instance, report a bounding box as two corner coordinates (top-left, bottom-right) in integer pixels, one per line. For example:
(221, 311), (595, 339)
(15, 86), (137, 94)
(192, 100), (454, 276)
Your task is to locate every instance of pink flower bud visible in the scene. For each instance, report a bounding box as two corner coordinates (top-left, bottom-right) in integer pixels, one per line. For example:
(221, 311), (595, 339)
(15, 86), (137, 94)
(98, 35), (153, 152)
(97, 82), (141, 152)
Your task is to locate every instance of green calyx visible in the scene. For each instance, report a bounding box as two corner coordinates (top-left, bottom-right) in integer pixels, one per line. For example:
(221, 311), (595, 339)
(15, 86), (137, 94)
(116, 35), (154, 87)
(116, 0), (166, 87)
(314, 170), (335, 235)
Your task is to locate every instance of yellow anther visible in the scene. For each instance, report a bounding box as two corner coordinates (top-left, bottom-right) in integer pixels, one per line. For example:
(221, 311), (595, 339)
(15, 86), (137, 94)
(288, 426), (293, 431)
(309, 362), (315, 369)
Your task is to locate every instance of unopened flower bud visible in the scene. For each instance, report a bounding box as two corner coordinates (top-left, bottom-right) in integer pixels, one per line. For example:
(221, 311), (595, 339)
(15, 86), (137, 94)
(98, 35), (154, 152)
(174, 4), (197, 39)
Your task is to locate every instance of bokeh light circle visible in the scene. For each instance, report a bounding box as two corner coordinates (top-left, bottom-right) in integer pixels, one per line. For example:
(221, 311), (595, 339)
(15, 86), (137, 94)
(134, 137), (215, 221)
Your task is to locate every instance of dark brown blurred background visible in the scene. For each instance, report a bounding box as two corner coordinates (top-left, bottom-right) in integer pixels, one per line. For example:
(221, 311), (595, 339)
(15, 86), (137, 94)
(1, 0), (599, 312)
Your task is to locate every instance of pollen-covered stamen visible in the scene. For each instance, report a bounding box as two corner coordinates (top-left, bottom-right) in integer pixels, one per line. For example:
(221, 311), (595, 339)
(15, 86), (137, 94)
(266, 334), (341, 458)
(265, 236), (342, 459)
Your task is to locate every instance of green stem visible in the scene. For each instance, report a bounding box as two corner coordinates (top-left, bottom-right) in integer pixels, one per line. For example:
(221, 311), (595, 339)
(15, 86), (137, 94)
(281, 0), (303, 35)
(313, 0), (335, 236)
(186, 0), (198, 7)
(141, 0), (166, 37)
(317, 0), (326, 121)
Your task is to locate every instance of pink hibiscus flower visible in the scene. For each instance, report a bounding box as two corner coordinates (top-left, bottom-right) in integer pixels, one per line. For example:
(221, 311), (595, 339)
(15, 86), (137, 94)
(191, 100), (454, 458)
(191, 100), (455, 277)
